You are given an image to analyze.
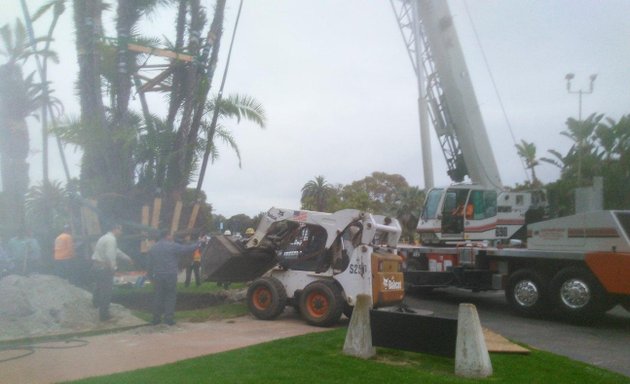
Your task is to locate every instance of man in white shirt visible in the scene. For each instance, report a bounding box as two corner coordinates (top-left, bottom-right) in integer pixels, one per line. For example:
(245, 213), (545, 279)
(92, 223), (132, 321)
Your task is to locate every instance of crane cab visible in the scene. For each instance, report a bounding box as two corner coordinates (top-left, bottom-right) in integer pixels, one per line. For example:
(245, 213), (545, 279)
(417, 185), (533, 244)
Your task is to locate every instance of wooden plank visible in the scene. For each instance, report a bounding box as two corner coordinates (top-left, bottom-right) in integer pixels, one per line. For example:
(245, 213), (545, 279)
(150, 198), (162, 229)
(187, 203), (200, 230)
(127, 43), (194, 62)
(139, 67), (173, 93)
(170, 200), (183, 235)
(81, 199), (101, 235)
(141, 205), (150, 227)
(483, 328), (529, 354)
(140, 205), (150, 253)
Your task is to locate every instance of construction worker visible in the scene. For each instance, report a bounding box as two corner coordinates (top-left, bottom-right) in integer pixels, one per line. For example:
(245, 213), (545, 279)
(148, 229), (199, 325)
(452, 203), (474, 219)
(7, 228), (41, 275)
(54, 225), (75, 282)
(184, 242), (202, 288)
(465, 203), (474, 219)
(91, 223), (133, 321)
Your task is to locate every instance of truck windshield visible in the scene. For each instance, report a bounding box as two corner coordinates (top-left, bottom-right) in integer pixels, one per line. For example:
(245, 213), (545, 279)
(422, 189), (444, 219)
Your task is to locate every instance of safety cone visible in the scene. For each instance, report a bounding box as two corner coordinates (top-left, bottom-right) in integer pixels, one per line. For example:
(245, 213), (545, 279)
(343, 294), (375, 359)
(455, 303), (493, 378)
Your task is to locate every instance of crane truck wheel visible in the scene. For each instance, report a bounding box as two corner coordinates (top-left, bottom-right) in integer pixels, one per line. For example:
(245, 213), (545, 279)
(505, 269), (550, 316)
(247, 277), (287, 320)
(299, 280), (343, 327)
(550, 266), (607, 320)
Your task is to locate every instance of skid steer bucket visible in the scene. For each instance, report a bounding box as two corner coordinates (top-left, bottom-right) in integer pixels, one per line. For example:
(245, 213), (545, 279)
(201, 235), (277, 283)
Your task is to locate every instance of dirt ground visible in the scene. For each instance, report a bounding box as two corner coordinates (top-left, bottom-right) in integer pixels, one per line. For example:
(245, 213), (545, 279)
(113, 290), (238, 312)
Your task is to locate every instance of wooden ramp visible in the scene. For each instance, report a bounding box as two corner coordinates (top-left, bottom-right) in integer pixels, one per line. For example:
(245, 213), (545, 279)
(483, 328), (530, 354)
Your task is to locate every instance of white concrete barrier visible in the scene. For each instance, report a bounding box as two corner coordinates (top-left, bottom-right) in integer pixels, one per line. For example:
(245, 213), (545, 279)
(455, 303), (493, 378)
(343, 294), (375, 359)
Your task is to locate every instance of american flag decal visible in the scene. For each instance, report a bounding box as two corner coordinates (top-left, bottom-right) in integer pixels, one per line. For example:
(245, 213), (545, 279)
(293, 211), (308, 222)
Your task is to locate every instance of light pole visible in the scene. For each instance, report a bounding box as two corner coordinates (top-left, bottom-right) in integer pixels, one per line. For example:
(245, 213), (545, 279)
(564, 73), (597, 186)
(565, 73), (597, 120)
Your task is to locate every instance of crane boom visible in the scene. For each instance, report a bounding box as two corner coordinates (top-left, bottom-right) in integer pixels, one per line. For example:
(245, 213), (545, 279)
(392, 0), (502, 189)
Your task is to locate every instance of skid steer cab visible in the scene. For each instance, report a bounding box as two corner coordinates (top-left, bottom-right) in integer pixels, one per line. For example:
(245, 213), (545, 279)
(202, 208), (405, 327)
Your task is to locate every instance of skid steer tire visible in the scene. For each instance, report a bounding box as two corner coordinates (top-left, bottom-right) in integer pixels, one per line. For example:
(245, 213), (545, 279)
(299, 280), (343, 327)
(342, 302), (354, 319)
(247, 277), (287, 320)
(505, 269), (550, 317)
(550, 266), (607, 320)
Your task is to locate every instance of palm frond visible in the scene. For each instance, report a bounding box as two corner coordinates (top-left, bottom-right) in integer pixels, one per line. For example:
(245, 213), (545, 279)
(0, 24), (12, 57)
(51, 117), (84, 146)
(214, 125), (242, 168)
(32, 1), (56, 22)
(207, 93), (266, 128)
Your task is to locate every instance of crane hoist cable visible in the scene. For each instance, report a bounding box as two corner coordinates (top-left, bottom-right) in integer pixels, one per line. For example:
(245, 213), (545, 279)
(462, 0), (531, 184)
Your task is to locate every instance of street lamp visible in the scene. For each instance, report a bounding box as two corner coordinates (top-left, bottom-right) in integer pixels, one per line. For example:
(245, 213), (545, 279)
(565, 73), (597, 187)
(565, 73), (597, 120)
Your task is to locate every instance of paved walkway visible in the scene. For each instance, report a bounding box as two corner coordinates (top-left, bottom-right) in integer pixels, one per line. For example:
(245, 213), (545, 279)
(0, 313), (330, 384)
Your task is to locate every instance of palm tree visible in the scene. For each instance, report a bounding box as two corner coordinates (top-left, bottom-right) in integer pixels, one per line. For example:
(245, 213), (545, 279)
(72, 0), (176, 197)
(301, 176), (334, 212)
(392, 186), (425, 242)
(110, 0), (168, 193)
(73, 0), (111, 196)
(0, 20), (42, 229)
(31, 0), (69, 183)
(24, 180), (72, 232)
(129, 93), (265, 197)
(540, 149), (567, 170)
(168, 0), (228, 201)
(515, 140), (541, 186)
(612, 115), (630, 168)
(560, 113), (603, 186)
(113, 0), (166, 120)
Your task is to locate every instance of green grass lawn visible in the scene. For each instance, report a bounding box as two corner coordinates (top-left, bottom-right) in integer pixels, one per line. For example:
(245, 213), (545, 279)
(65, 327), (629, 384)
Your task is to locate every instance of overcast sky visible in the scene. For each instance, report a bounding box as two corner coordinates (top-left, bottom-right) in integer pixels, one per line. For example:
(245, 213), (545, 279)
(3, 0), (630, 218)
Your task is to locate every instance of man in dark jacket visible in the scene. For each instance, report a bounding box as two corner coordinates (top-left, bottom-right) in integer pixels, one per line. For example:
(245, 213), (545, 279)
(148, 230), (199, 325)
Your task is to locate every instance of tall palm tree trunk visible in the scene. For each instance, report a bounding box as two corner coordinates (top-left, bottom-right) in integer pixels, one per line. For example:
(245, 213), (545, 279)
(112, 0), (142, 194)
(0, 63), (30, 230)
(183, 0), (227, 194)
(74, 0), (111, 196)
(167, 0), (204, 200)
(166, 0), (189, 130)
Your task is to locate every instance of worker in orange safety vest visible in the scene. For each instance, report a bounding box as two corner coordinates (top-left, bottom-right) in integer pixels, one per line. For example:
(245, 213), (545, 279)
(54, 224), (75, 281)
(184, 244), (202, 287)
